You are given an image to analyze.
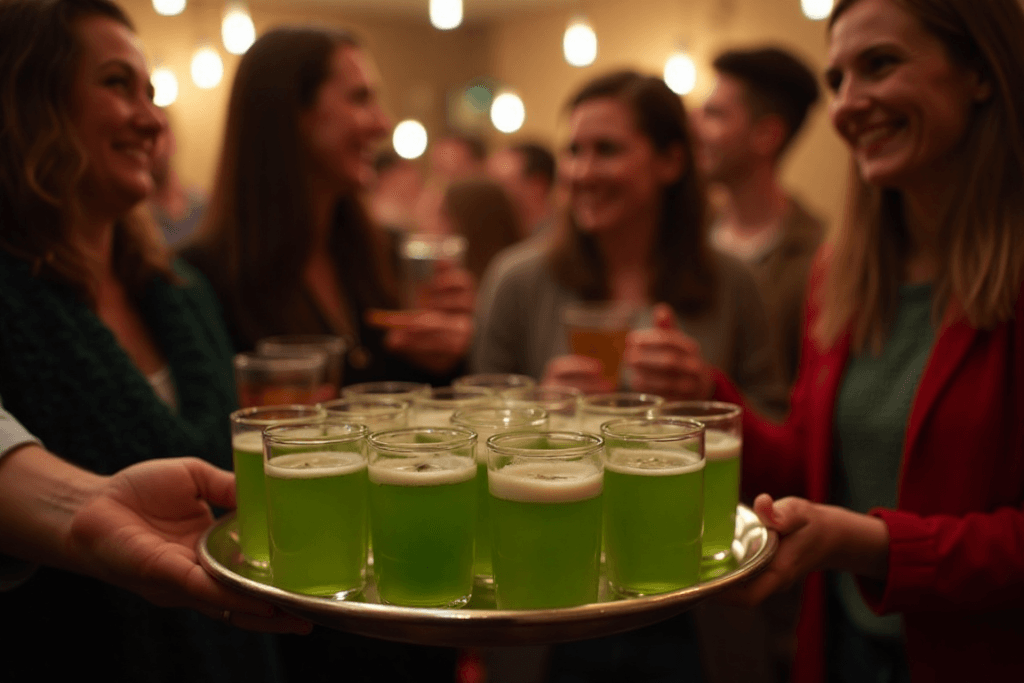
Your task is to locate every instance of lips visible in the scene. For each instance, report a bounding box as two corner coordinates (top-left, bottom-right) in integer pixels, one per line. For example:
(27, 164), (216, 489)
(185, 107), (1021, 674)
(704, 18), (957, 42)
(850, 119), (907, 153)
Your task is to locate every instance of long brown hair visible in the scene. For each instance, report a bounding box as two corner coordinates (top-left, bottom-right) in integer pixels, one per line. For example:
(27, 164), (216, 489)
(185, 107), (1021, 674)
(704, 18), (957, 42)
(548, 70), (715, 315)
(442, 178), (522, 281)
(816, 0), (1024, 351)
(191, 26), (395, 346)
(0, 0), (169, 302)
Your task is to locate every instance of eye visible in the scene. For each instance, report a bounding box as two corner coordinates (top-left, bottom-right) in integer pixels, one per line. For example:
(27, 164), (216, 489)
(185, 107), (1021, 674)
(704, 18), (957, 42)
(594, 140), (621, 157)
(864, 52), (899, 75)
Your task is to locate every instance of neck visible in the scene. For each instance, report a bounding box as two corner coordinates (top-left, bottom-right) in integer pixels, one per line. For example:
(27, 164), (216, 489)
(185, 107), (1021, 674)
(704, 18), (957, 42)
(719, 163), (788, 235)
(69, 214), (116, 277)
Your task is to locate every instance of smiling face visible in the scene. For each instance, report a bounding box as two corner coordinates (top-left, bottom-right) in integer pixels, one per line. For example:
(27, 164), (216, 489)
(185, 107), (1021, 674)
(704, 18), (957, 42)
(563, 97), (681, 236)
(826, 0), (989, 194)
(70, 15), (162, 218)
(300, 45), (390, 194)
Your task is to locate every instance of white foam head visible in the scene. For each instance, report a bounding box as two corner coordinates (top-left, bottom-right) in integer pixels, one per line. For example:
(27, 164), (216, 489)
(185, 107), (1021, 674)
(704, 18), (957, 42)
(368, 454), (476, 486)
(232, 431), (265, 453)
(604, 448), (705, 476)
(488, 460), (603, 503)
(705, 430), (741, 461)
(265, 451), (366, 478)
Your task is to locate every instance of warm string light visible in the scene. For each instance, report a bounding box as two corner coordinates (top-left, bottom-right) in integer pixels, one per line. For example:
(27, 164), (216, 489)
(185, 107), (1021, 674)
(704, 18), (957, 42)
(664, 50), (697, 95)
(563, 17), (597, 67)
(222, 2), (256, 55)
(801, 0), (834, 20)
(430, 0), (463, 30)
(393, 120), (428, 159)
(152, 0), (186, 17)
(491, 91), (525, 134)
(151, 67), (179, 106)
(191, 46), (223, 89)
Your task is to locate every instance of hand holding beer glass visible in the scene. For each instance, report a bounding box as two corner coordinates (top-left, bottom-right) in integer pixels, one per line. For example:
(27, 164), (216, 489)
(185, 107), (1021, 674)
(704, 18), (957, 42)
(234, 352), (328, 408)
(256, 335), (348, 402)
(558, 302), (637, 392)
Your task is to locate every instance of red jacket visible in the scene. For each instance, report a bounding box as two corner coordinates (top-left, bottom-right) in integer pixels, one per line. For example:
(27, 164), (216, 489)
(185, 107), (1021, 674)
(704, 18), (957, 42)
(714, 268), (1024, 683)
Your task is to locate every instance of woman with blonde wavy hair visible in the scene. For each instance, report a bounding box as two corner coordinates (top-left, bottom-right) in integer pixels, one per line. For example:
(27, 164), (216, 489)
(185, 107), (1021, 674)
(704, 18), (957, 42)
(701, 0), (1024, 681)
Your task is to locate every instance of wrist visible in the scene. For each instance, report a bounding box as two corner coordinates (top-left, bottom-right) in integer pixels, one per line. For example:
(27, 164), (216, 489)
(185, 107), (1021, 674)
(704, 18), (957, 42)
(823, 504), (890, 580)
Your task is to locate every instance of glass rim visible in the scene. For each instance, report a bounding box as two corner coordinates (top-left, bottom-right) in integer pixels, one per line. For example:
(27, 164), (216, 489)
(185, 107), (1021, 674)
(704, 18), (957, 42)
(319, 397), (411, 412)
(453, 373), (537, 389)
(256, 334), (349, 354)
(657, 400), (742, 421)
(230, 404), (325, 426)
(342, 381), (431, 396)
(451, 406), (549, 429)
(580, 392), (665, 410)
(500, 384), (582, 401)
(263, 420), (368, 446)
(600, 417), (706, 442)
(233, 351), (326, 371)
(486, 430), (603, 458)
(368, 426), (477, 454)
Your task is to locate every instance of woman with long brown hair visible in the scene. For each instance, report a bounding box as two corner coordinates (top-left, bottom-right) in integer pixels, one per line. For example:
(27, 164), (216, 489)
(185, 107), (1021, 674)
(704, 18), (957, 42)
(183, 26), (473, 387)
(712, 0), (1024, 680)
(473, 70), (784, 412)
(0, 0), (297, 678)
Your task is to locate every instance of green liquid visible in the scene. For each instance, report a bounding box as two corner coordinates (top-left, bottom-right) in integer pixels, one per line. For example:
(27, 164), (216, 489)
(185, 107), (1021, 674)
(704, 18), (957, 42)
(474, 462), (492, 576)
(489, 462), (603, 609)
(264, 451), (367, 596)
(703, 431), (741, 559)
(368, 458), (477, 607)
(233, 433), (269, 564)
(603, 449), (704, 595)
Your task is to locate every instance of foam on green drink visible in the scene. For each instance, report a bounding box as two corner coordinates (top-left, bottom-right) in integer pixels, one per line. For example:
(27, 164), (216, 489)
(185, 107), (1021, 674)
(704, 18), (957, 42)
(368, 455), (477, 607)
(233, 431), (269, 564)
(702, 430), (741, 559)
(264, 451), (367, 596)
(604, 449), (705, 595)
(489, 460), (603, 609)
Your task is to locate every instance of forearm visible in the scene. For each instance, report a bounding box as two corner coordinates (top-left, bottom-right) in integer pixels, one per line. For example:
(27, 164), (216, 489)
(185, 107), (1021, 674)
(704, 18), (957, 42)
(0, 444), (105, 574)
(823, 504), (890, 580)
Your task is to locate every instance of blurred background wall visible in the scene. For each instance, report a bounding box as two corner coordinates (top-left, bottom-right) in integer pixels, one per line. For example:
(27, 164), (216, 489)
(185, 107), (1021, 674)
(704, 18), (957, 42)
(124, 0), (847, 228)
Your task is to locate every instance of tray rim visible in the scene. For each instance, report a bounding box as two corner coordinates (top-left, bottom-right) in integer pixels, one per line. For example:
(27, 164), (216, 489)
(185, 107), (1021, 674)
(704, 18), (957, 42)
(198, 504), (776, 644)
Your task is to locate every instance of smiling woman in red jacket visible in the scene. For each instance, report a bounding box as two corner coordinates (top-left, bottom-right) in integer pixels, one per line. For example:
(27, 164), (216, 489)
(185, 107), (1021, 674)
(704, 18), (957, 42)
(693, 0), (1024, 681)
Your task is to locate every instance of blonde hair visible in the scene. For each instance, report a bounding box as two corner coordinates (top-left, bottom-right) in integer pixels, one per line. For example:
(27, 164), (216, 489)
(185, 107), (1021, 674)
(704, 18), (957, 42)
(815, 0), (1024, 351)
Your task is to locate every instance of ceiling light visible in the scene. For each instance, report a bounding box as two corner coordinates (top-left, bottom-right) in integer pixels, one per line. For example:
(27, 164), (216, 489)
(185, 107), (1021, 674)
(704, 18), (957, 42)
(151, 67), (179, 107)
(491, 91), (525, 134)
(222, 3), (256, 55)
(393, 120), (428, 159)
(801, 0), (834, 20)
(153, 0), (186, 16)
(430, 0), (463, 30)
(664, 51), (697, 95)
(563, 17), (597, 67)
(191, 46), (223, 89)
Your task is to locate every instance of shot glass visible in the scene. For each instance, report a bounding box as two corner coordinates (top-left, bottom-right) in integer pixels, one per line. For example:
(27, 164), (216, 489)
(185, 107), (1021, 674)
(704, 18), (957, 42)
(578, 392), (664, 436)
(367, 427), (478, 608)
(342, 381), (431, 404)
(234, 351), (327, 408)
(562, 302), (637, 389)
(501, 385), (581, 432)
(410, 385), (495, 427)
(230, 405), (325, 566)
(398, 232), (467, 308)
(256, 335), (348, 402)
(453, 373), (537, 393)
(263, 421), (369, 598)
(320, 397), (410, 433)
(487, 431), (604, 609)
(657, 401), (742, 562)
(451, 407), (549, 579)
(601, 418), (706, 596)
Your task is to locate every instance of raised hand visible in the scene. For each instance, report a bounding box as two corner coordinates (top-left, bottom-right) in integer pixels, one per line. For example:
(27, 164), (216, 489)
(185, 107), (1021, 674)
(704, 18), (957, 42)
(623, 303), (714, 400)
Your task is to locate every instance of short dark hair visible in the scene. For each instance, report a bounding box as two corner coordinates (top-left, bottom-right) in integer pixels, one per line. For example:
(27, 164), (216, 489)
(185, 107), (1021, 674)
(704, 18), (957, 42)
(712, 47), (820, 152)
(511, 142), (556, 190)
(445, 133), (487, 162)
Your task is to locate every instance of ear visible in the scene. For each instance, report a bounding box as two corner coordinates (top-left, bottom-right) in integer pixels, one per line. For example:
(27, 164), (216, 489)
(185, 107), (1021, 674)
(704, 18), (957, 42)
(656, 142), (686, 185)
(751, 114), (787, 158)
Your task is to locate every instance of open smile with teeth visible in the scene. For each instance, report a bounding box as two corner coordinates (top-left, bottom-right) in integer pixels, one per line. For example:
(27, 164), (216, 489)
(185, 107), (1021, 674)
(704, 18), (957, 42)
(854, 121), (906, 150)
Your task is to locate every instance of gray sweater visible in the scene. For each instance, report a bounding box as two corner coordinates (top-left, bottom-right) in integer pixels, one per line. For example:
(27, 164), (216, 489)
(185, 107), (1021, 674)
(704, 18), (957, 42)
(471, 239), (787, 417)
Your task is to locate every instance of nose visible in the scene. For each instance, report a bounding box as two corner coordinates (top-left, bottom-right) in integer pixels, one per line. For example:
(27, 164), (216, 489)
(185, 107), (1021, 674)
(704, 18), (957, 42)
(135, 96), (164, 140)
(566, 149), (596, 185)
(370, 102), (391, 140)
(829, 74), (870, 138)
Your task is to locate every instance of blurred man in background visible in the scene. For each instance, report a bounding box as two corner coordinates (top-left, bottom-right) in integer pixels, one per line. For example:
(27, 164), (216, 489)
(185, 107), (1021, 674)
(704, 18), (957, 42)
(487, 142), (557, 240)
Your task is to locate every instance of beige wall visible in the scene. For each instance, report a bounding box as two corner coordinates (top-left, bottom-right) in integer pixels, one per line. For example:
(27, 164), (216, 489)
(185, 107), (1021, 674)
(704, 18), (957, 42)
(124, 0), (849, 228)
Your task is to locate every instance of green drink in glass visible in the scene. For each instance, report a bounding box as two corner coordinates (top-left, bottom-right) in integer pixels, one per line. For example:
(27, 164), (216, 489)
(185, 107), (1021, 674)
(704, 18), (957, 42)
(578, 392), (664, 436)
(602, 418), (706, 596)
(488, 432), (604, 610)
(657, 401), (742, 562)
(230, 405), (324, 567)
(410, 386), (495, 427)
(501, 385), (582, 432)
(368, 427), (477, 608)
(263, 422), (368, 597)
(451, 407), (548, 579)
